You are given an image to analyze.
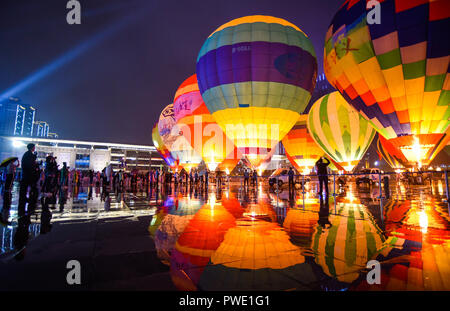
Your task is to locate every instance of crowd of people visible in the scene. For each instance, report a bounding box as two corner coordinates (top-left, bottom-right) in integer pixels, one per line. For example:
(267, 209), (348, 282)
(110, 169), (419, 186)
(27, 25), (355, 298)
(0, 143), (336, 225)
(0, 144), (219, 224)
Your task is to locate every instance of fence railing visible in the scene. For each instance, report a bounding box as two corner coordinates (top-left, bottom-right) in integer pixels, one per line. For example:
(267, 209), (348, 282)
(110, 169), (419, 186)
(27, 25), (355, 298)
(218, 170), (450, 215)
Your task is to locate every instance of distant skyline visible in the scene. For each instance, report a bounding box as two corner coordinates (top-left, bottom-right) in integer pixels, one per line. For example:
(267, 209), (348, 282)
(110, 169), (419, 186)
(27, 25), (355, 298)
(1, 0), (341, 145)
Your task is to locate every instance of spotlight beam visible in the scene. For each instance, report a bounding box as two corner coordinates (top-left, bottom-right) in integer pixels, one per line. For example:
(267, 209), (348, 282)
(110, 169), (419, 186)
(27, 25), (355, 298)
(0, 3), (150, 102)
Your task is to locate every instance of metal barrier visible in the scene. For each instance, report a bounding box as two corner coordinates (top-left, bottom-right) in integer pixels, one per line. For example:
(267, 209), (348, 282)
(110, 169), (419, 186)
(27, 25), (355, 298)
(221, 169), (450, 216)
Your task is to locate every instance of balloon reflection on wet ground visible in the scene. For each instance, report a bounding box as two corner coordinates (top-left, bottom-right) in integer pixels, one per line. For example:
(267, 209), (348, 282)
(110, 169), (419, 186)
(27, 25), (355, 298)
(0, 181), (449, 291)
(152, 183), (450, 291)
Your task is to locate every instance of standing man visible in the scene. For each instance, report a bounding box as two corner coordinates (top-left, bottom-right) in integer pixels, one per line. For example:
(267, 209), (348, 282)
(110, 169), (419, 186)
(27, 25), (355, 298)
(60, 162), (68, 188)
(288, 167), (295, 191)
(252, 170), (258, 187)
(243, 169), (249, 189)
(315, 156), (331, 196)
(18, 143), (39, 215)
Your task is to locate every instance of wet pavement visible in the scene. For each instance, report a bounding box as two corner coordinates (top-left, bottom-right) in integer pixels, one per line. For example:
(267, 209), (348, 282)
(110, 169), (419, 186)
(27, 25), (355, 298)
(0, 177), (449, 291)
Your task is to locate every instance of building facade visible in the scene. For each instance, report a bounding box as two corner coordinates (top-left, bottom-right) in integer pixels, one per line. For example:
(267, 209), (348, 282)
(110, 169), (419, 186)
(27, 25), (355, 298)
(33, 121), (50, 137)
(0, 136), (164, 173)
(0, 97), (35, 137)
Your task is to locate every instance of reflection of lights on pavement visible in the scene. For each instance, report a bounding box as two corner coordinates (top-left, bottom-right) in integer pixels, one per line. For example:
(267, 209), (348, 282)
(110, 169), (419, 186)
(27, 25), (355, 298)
(208, 193), (216, 210)
(418, 210), (428, 233)
(438, 181), (444, 195)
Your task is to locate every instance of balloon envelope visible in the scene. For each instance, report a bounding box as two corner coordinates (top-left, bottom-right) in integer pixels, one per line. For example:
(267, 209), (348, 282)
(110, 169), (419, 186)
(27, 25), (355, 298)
(159, 103), (202, 171)
(376, 134), (408, 169)
(282, 114), (325, 174)
(308, 91), (376, 171)
(196, 15), (317, 168)
(152, 122), (177, 168)
(173, 74), (241, 172)
(324, 0), (450, 166)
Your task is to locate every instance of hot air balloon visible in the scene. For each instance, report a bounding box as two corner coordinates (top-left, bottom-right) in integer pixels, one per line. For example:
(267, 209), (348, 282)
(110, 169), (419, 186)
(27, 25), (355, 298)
(282, 114), (326, 174)
(173, 74), (241, 172)
(196, 15), (318, 169)
(308, 92), (376, 171)
(158, 104), (202, 172)
(152, 122), (177, 168)
(376, 134), (408, 169)
(324, 0), (450, 167)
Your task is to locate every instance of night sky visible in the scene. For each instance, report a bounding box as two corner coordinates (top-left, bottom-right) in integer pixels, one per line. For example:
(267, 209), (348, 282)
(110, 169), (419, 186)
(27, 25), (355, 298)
(1, 0), (342, 145)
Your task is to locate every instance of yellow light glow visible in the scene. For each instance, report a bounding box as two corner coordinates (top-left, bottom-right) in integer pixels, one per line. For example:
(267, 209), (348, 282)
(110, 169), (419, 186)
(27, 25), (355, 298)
(207, 150), (219, 171)
(344, 165), (354, 172)
(400, 136), (434, 167)
(418, 210), (428, 233)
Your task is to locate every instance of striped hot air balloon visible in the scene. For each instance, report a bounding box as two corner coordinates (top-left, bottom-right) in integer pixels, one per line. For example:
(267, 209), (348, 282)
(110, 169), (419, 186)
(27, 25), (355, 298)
(158, 104), (203, 172)
(376, 134), (408, 169)
(152, 122), (177, 168)
(324, 0), (450, 167)
(196, 15), (317, 169)
(173, 74), (242, 172)
(308, 92), (376, 171)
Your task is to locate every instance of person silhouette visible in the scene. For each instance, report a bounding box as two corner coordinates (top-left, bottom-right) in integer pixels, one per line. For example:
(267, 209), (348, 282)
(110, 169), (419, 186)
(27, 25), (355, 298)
(288, 167), (295, 192)
(315, 156), (331, 196)
(317, 194), (332, 229)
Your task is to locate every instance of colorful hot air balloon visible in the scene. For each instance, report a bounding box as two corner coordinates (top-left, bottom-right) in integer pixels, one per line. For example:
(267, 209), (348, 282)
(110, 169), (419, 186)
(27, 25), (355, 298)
(152, 122), (176, 168)
(308, 92), (376, 171)
(158, 104), (177, 149)
(282, 114), (326, 174)
(196, 15), (318, 169)
(376, 134), (408, 169)
(324, 0), (450, 167)
(158, 104), (202, 171)
(173, 74), (241, 172)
